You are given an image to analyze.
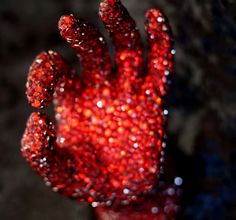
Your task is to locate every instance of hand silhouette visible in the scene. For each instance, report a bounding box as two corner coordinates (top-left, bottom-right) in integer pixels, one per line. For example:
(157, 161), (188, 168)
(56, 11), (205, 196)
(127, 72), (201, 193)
(21, 0), (173, 206)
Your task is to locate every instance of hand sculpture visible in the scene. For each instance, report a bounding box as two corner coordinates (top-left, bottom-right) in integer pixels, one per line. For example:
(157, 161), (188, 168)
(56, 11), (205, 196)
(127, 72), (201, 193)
(21, 0), (173, 206)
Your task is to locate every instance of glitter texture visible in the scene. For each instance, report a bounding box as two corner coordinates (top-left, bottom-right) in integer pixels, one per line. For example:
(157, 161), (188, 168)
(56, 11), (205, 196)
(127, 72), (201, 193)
(21, 0), (173, 206)
(95, 181), (181, 220)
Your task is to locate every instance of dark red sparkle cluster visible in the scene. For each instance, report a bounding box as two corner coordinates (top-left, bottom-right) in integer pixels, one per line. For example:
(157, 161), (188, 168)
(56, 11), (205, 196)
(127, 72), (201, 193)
(96, 179), (182, 220)
(21, 0), (174, 207)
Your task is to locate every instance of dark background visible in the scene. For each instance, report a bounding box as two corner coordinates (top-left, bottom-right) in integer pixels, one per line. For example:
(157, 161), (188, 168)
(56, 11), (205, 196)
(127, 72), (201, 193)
(0, 0), (236, 219)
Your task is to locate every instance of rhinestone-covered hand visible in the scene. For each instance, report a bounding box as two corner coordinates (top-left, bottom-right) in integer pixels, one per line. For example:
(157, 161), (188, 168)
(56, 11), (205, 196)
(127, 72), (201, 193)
(21, 0), (173, 206)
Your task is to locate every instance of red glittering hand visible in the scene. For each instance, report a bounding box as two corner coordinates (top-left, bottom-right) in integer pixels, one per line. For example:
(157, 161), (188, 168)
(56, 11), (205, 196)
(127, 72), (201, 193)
(21, 0), (173, 206)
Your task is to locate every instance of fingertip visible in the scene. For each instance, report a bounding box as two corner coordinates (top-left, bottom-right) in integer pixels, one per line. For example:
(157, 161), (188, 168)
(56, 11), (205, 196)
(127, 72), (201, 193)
(27, 52), (52, 109)
(58, 14), (75, 30)
(25, 112), (55, 137)
(99, 0), (121, 20)
(21, 112), (56, 152)
(26, 51), (60, 109)
(21, 111), (56, 173)
(145, 8), (170, 34)
(99, 0), (109, 20)
(58, 14), (77, 41)
(145, 8), (164, 20)
(99, 0), (116, 9)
